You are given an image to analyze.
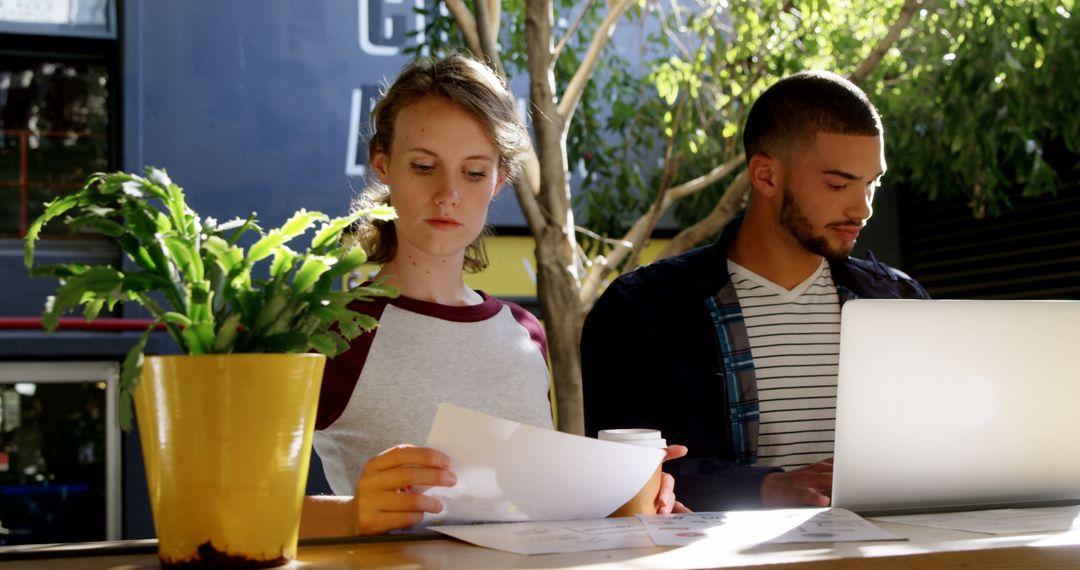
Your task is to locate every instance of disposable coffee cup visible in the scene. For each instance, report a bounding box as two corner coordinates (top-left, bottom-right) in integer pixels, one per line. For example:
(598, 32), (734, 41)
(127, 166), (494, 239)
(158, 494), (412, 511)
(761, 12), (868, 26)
(598, 428), (665, 516)
(598, 428), (666, 449)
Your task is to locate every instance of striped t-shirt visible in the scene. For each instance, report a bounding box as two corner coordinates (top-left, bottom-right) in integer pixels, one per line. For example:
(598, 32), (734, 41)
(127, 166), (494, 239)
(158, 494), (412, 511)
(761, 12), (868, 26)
(728, 258), (841, 470)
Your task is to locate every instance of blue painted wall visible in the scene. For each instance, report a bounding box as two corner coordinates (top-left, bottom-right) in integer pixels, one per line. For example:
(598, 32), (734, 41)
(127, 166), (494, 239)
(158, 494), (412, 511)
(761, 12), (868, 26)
(122, 0), (528, 229)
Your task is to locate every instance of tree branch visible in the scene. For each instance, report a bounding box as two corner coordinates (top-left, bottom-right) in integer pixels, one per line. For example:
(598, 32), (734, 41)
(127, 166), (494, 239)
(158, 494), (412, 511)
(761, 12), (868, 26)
(556, 0), (634, 124)
(658, 170), (751, 259)
(849, 0), (922, 85)
(553, 0), (597, 62)
(513, 181), (546, 237)
(487, 0), (501, 42)
(443, 0), (483, 57)
(473, 0), (506, 78)
(578, 155), (745, 307)
(622, 93), (688, 272)
(665, 155), (745, 204)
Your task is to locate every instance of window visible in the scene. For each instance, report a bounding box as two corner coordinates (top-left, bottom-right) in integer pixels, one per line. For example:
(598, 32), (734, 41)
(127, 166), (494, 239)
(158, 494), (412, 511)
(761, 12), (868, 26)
(0, 0), (115, 39)
(0, 56), (111, 237)
(0, 362), (121, 544)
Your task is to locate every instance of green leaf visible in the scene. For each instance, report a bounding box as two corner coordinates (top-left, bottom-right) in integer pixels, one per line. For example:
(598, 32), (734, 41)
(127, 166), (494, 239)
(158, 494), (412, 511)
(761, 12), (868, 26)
(247, 230), (286, 263)
(292, 255), (334, 293)
(270, 245), (299, 278)
(212, 313), (243, 353)
(260, 331), (310, 353)
(24, 194), (80, 267)
(43, 266), (124, 331)
(279, 209), (329, 239)
(309, 331), (350, 357)
(163, 236), (196, 277)
(83, 298), (106, 321)
(119, 323), (159, 431)
(28, 263), (91, 279)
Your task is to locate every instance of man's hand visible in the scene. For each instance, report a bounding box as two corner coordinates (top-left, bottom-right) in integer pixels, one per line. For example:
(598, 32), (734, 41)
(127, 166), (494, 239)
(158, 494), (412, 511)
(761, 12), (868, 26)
(656, 445), (692, 514)
(760, 458), (833, 508)
(353, 444), (457, 535)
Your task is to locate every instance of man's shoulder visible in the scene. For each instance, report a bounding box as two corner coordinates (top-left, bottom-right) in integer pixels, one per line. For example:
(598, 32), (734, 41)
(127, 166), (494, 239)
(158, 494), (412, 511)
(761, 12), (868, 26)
(839, 254), (916, 281)
(834, 254), (929, 298)
(608, 241), (725, 300)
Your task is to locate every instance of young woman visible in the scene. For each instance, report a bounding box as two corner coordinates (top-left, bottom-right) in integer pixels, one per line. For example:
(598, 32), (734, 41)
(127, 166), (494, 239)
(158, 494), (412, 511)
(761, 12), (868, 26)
(300, 54), (685, 538)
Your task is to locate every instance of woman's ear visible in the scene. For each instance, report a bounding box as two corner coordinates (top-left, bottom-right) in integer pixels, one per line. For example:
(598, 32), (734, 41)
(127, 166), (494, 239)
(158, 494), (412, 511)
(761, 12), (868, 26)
(370, 149), (390, 183)
(493, 167), (509, 198)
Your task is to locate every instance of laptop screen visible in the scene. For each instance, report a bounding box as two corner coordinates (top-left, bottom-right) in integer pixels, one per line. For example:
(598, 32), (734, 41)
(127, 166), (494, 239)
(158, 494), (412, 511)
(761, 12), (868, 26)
(831, 299), (1080, 515)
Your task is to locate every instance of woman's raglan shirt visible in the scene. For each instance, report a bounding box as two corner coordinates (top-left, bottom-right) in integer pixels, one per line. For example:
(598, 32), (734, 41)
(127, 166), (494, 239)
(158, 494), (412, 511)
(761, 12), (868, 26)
(313, 291), (553, 495)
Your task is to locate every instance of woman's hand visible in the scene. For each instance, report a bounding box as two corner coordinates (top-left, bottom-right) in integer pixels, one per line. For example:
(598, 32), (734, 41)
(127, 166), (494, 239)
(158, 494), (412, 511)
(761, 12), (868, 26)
(353, 444), (457, 534)
(655, 444), (692, 514)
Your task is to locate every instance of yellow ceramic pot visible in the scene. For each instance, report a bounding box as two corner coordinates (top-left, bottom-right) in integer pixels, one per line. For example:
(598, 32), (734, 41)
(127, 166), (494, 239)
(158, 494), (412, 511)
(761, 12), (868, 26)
(135, 353), (325, 569)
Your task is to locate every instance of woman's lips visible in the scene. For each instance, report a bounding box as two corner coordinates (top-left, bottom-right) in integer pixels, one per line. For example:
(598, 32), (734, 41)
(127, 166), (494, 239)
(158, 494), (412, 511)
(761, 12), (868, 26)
(425, 218), (462, 230)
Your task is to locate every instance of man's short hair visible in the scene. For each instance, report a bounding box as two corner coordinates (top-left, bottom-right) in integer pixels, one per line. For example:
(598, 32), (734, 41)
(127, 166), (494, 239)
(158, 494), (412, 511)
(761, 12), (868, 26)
(742, 71), (882, 160)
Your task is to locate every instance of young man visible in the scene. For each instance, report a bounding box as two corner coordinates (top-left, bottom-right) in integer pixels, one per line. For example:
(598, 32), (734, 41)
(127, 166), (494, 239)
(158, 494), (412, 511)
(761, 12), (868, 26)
(581, 71), (930, 511)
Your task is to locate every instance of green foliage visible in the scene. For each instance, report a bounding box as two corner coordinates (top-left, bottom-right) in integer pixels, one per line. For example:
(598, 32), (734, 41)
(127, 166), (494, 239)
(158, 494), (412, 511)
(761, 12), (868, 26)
(607, 0), (911, 234)
(24, 168), (398, 429)
(419, 0), (1079, 251)
(878, 0), (1078, 217)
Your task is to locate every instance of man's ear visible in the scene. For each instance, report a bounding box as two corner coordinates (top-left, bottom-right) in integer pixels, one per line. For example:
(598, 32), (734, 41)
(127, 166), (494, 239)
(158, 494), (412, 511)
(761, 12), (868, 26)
(748, 153), (779, 199)
(370, 150), (390, 183)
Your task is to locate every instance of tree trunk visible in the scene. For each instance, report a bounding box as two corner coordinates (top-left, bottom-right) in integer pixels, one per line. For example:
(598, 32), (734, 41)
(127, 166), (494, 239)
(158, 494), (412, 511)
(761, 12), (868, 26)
(536, 228), (586, 435)
(526, 0), (586, 434)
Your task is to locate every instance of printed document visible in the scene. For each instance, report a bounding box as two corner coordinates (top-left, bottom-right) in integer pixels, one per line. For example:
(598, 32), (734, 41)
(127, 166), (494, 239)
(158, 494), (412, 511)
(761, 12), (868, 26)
(422, 404), (663, 526)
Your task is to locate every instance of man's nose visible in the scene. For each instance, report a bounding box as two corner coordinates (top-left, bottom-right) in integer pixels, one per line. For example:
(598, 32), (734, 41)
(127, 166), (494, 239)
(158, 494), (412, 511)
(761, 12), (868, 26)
(846, 185), (874, 222)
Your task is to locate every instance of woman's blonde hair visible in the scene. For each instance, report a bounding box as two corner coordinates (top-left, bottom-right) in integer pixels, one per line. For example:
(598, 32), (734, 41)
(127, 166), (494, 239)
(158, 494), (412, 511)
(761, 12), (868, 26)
(351, 54), (529, 273)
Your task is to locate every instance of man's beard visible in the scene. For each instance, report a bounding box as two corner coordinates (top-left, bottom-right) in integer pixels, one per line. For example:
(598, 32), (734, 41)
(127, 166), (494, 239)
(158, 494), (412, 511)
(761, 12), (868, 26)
(779, 185), (854, 260)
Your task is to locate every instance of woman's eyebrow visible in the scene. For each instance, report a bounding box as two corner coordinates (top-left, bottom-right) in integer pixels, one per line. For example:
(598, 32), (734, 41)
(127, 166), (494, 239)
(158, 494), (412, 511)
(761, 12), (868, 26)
(405, 148), (494, 163)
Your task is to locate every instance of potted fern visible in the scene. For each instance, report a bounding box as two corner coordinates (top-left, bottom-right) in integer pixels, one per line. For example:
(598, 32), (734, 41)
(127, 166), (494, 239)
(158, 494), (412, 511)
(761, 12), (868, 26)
(23, 167), (395, 568)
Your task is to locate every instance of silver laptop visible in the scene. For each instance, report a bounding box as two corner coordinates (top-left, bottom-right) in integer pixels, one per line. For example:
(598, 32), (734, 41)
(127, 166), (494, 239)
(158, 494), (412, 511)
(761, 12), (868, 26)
(831, 299), (1080, 515)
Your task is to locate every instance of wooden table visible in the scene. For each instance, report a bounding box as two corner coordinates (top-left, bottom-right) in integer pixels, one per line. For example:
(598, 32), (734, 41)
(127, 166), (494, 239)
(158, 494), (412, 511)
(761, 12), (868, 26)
(2, 520), (1078, 569)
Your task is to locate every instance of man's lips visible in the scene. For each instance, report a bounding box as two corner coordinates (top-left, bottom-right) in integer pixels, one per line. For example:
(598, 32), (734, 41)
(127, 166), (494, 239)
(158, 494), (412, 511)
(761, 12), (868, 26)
(830, 225), (863, 241)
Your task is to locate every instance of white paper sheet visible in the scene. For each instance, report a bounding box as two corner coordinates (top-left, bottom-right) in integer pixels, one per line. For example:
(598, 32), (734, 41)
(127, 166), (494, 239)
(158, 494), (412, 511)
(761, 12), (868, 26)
(871, 505), (1080, 535)
(641, 508), (905, 546)
(421, 404), (664, 526)
(432, 517), (654, 555)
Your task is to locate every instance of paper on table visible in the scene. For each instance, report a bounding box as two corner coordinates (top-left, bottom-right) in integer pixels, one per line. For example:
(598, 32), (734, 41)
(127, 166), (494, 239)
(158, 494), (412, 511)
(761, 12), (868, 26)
(432, 517), (654, 555)
(871, 505), (1080, 535)
(421, 403), (664, 526)
(641, 508), (905, 546)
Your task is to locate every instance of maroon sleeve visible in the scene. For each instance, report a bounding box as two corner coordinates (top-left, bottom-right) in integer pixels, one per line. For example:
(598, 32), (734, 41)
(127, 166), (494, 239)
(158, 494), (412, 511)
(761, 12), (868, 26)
(505, 301), (548, 364)
(315, 298), (388, 431)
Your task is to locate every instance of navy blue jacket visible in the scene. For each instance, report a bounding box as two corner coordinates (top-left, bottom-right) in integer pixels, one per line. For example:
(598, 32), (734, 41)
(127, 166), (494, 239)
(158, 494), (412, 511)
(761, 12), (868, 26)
(581, 219), (930, 510)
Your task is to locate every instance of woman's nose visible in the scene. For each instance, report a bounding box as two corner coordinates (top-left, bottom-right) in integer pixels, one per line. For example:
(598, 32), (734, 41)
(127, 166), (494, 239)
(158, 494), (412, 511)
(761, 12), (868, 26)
(433, 174), (459, 206)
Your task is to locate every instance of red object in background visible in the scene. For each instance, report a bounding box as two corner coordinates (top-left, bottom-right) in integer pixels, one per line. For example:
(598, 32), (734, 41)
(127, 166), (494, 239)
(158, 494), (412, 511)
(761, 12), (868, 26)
(0, 317), (161, 331)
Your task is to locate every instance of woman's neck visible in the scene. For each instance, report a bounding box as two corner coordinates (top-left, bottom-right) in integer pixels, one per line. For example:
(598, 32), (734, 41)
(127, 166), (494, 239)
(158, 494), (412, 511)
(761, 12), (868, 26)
(376, 249), (481, 306)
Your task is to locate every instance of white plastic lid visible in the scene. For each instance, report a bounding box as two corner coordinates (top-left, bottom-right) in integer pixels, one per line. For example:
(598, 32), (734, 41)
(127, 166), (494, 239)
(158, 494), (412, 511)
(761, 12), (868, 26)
(598, 428), (666, 448)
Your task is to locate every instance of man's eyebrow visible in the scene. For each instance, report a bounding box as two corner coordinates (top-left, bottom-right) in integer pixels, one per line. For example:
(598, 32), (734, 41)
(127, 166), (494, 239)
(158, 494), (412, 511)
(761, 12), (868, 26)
(822, 169), (885, 181)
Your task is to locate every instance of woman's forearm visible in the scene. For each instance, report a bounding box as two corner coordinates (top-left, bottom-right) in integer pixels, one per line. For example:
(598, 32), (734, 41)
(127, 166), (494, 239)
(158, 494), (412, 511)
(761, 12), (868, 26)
(299, 495), (357, 538)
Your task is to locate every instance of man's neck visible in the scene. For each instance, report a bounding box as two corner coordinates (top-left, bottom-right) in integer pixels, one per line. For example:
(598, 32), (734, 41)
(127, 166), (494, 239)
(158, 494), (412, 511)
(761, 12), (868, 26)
(728, 211), (826, 291)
